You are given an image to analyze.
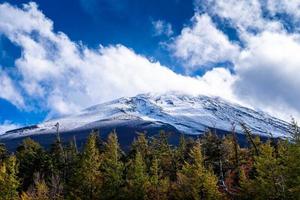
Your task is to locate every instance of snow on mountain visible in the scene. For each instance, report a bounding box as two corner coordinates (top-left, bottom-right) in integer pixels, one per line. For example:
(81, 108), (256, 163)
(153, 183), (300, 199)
(0, 93), (291, 139)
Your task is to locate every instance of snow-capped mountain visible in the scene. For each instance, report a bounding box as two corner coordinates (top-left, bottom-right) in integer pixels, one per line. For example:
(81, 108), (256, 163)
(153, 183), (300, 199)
(0, 93), (290, 140)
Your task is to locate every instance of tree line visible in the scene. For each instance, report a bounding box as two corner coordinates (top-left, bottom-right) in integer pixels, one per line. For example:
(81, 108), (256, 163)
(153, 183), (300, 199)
(0, 121), (300, 200)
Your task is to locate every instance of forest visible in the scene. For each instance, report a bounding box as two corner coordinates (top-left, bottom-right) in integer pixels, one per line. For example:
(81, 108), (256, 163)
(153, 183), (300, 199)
(0, 121), (300, 200)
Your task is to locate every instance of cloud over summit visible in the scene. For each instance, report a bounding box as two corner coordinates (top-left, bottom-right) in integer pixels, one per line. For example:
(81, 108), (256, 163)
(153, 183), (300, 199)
(169, 0), (300, 120)
(0, 0), (300, 124)
(0, 2), (236, 118)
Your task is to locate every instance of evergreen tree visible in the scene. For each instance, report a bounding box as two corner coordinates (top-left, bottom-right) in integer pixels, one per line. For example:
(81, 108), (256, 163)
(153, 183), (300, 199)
(130, 133), (150, 165)
(220, 134), (242, 195)
(289, 118), (300, 143)
(73, 133), (102, 200)
(150, 131), (176, 180)
(1, 123), (299, 199)
(16, 138), (49, 191)
(101, 131), (124, 199)
(247, 141), (287, 199)
(201, 131), (224, 174)
(174, 134), (188, 170)
(20, 173), (51, 200)
(173, 140), (221, 200)
(0, 155), (19, 200)
(238, 167), (253, 200)
(49, 137), (66, 179)
(126, 151), (149, 200)
(64, 139), (80, 198)
(278, 140), (300, 199)
(0, 143), (8, 162)
(146, 157), (169, 200)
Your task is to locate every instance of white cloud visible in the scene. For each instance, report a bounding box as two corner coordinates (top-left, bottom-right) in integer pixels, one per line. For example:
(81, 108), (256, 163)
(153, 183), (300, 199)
(196, 0), (283, 38)
(0, 121), (20, 135)
(0, 2), (53, 38)
(198, 0), (263, 31)
(0, 71), (24, 108)
(167, 0), (300, 120)
(1, 1), (300, 124)
(0, 2), (236, 118)
(197, 67), (237, 101)
(152, 20), (173, 37)
(169, 14), (240, 70)
(234, 31), (300, 120)
(267, 0), (300, 19)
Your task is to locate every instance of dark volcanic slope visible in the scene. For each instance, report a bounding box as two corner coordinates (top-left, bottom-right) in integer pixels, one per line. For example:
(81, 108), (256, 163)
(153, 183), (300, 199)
(0, 93), (290, 150)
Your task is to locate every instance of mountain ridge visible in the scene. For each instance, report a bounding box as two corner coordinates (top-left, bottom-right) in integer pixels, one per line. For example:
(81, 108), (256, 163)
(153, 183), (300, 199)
(0, 92), (290, 139)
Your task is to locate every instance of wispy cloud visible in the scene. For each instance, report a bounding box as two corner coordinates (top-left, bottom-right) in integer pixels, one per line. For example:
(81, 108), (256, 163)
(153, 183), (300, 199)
(1, 1), (300, 122)
(0, 2), (236, 118)
(0, 71), (24, 108)
(0, 121), (20, 135)
(169, 14), (239, 70)
(167, 0), (300, 120)
(152, 20), (173, 37)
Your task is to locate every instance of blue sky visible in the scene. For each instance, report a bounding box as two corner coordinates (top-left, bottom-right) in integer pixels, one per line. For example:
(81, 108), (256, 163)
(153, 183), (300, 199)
(1, 0), (194, 70)
(0, 0), (194, 126)
(1, 0), (300, 132)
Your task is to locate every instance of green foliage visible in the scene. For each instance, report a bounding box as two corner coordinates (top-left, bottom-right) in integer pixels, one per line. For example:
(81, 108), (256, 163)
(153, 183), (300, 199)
(0, 143), (8, 161)
(151, 131), (176, 180)
(238, 140), (300, 200)
(147, 157), (169, 200)
(72, 133), (102, 200)
(290, 118), (300, 143)
(63, 139), (80, 197)
(16, 138), (49, 191)
(0, 156), (19, 200)
(101, 131), (124, 199)
(173, 140), (221, 200)
(125, 151), (149, 200)
(252, 142), (286, 199)
(0, 126), (299, 199)
(278, 140), (300, 199)
(130, 133), (151, 165)
(201, 131), (224, 173)
(49, 138), (66, 177)
(20, 173), (51, 200)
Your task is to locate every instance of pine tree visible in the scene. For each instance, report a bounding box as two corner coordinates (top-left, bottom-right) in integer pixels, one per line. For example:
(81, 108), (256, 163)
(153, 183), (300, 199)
(0, 143), (8, 162)
(174, 134), (187, 170)
(251, 141), (287, 199)
(146, 157), (169, 200)
(126, 151), (149, 200)
(49, 137), (66, 179)
(101, 131), (124, 199)
(150, 131), (176, 180)
(130, 133), (150, 165)
(289, 118), (300, 143)
(0, 156), (19, 200)
(74, 133), (102, 200)
(238, 167), (253, 200)
(16, 138), (49, 191)
(173, 140), (221, 200)
(220, 134), (242, 195)
(20, 173), (51, 200)
(64, 139), (80, 198)
(201, 130), (228, 173)
(278, 140), (300, 199)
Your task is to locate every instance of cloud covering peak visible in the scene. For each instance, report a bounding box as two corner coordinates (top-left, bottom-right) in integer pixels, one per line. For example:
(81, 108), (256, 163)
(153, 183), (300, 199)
(169, 0), (300, 120)
(0, 2), (236, 118)
(0, 0), (300, 125)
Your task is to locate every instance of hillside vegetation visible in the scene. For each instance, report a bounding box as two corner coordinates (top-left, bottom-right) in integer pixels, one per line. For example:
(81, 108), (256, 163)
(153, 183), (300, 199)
(0, 121), (300, 200)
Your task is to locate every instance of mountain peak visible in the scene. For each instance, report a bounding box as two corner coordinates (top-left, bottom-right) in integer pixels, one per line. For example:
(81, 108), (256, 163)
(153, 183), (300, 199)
(1, 92), (290, 140)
